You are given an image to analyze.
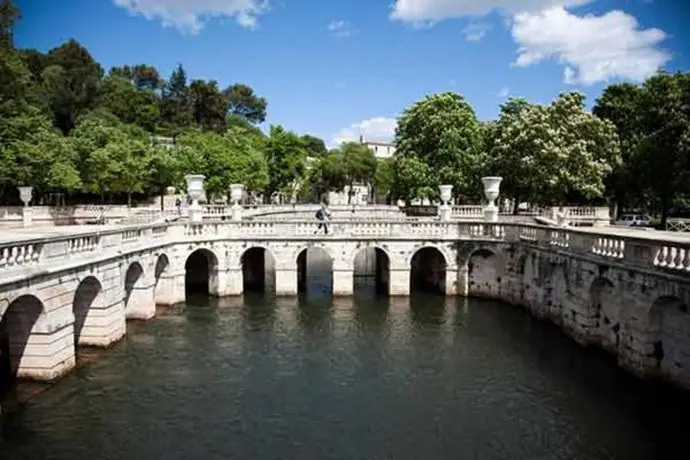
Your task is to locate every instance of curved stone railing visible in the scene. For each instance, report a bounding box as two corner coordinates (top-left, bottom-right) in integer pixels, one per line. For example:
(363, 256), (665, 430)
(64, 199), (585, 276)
(1, 221), (689, 286)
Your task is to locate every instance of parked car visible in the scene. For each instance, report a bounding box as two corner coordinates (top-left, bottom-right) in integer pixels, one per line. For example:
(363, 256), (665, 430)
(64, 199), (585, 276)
(615, 213), (650, 227)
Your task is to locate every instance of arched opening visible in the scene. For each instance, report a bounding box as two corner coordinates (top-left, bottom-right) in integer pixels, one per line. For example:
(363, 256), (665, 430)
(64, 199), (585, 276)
(72, 276), (103, 347)
(0, 295), (43, 389)
(467, 248), (502, 299)
(649, 296), (690, 382)
(185, 249), (219, 297)
(589, 277), (618, 352)
(241, 247), (276, 293)
(353, 247), (390, 296)
(154, 254), (170, 304)
(297, 247), (333, 296)
(410, 247), (446, 294)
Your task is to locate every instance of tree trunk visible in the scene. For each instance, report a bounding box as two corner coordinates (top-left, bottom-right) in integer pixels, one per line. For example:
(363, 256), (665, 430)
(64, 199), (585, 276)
(127, 192), (132, 208)
(160, 194), (164, 212)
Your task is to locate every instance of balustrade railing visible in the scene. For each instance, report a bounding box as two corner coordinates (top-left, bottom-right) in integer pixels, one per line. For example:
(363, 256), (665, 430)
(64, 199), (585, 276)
(1, 220), (687, 280)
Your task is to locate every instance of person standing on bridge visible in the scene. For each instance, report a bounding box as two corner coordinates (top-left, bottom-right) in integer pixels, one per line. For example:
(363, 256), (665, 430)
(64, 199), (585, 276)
(314, 202), (331, 235)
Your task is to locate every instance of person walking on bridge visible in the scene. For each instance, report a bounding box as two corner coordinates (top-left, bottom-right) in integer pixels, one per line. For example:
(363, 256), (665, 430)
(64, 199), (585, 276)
(314, 202), (331, 235)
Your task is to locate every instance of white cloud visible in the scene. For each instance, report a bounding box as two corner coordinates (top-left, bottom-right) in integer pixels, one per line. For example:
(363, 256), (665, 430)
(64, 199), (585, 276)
(327, 20), (355, 37)
(497, 86), (510, 98)
(461, 23), (491, 42)
(512, 7), (670, 84)
(390, 0), (592, 23)
(330, 117), (397, 148)
(112, 0), (269, 34)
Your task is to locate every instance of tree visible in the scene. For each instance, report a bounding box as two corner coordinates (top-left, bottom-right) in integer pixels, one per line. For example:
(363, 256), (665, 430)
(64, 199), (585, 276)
(306, 151), (347, 200)
(395, 92), (484, 200)
(301, 134), (328, 158)
(159, 64), (193, 138)
(176, 130), (269, 200)
(110, 64), (161, 91)
(0, 105), (80, 197)
(223, 83), (267, 124)
(392, 156), (433, 204)
(373, 158), (394, 203)
(491, 92), (621, 206)
(634, 72), (690, 225)
(42, 39), (104, 134)
(337, 141), (378, 204)
(101, 75), (160, 131)
(263, 125), (307, 200)
(189, 79), (227, 133)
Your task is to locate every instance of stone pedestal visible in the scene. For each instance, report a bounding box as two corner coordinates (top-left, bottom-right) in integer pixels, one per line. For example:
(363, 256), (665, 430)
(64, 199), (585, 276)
(275, 269), (297, 296)
(483, 207), (498, 223)
(439, 205), (451, 221)
(231, 204), (242, 221)
(155, 272), (186, 305)
(333, 269), (354, 296)
(389, 269), (410, 296)
(125, 283), (156, 320)
(22, 207), (32, 227)
(188, 206), (203, 224)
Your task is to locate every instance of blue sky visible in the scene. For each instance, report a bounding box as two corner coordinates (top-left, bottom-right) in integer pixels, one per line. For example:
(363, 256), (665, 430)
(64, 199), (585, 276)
(13, 0), (689, 147)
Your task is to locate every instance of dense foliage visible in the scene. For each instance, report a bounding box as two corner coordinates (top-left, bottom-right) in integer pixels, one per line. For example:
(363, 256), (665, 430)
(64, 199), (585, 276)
(1, 1), (688, 215)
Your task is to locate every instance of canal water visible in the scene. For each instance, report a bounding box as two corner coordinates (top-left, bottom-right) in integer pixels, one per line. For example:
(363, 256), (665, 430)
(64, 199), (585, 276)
(1, 284), (689, 459)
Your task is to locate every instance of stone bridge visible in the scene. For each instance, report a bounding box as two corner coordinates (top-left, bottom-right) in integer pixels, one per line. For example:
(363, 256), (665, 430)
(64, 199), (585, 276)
(0, 219), (689, 391)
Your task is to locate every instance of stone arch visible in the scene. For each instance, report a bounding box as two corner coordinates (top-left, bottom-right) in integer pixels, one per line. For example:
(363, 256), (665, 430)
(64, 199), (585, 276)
(185, 248), (220, 297)
(649, 296), (690, 384)
(240, 246), (276, 293)
(467, 247), (503, 299)
(72, 276), (103, 347)
(0, 294), (44, 386)
(410, 246), (447, 294)
(296, 246), (333, 295)
(353, 246), (390, 295)
(153, 253), (170, 304)
(589, 277), (620, 353)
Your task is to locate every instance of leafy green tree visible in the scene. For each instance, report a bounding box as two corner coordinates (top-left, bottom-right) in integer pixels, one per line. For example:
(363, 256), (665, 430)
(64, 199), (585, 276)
(395, 92), (484, 199)
(110, 64), (161, 91)
(491, 92), (621, 206)
(159, 64), (193, 138)
(301, 134), (328, 158)
(41, 39), (103, 134)
(189, 79), (227, 133)
(307, 151), (347, 200)
(101, 75), (160, 131)
(373, 158), (394, 202)
(263, 125), (308, 201)
(223, 83), (267, 124)
(392, 156), (433, 204)
(336, 141), (378, 204)
(0, 105), (80, 196)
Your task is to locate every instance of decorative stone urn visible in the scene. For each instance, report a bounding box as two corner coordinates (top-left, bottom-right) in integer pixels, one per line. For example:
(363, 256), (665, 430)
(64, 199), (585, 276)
(17, 186), (33, 227)
(185, 174), (205, 223)
(229, 183), (245, 221)
(438, 185), (453, 221)
(481, 176), (503, 223)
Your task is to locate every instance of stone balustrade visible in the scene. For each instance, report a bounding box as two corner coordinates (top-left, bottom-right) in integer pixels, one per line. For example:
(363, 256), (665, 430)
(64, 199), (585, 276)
(1, 220), (688, 279)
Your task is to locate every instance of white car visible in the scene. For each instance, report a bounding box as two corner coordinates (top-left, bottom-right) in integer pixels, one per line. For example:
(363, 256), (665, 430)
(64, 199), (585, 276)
(615, 213), (649, 227)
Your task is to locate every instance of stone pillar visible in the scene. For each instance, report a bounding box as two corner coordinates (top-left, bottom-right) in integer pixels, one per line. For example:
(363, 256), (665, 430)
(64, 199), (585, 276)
(125, 282), (156, 320)
(275, 269), (297, 296)
(18, 185), (33, 227)
(389, 269), (410, 296)
(333, 269), (354, 296)
(77, 287), (126, 347)
(12, 309), (76, 381)
(155, 271), (186, 306)
(217, 268), (243, 296)
(445, 267), (463, 296)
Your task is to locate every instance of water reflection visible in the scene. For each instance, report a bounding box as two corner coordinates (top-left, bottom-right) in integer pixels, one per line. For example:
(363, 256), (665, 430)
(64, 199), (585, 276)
(2, 293), (690, 459)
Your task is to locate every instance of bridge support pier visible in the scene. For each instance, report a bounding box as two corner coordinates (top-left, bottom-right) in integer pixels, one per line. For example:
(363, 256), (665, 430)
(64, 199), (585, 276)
(78, 298), (126, 347)
(125, 282), (156, 320)
(155, 272), (186, 306)
(218, 269), (243, 296)
(275, 269), (297, 296)
(333, 269), (353, 296)
(13, 310), (76, 381)
(389, 269), (410, 296)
